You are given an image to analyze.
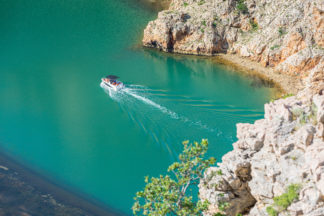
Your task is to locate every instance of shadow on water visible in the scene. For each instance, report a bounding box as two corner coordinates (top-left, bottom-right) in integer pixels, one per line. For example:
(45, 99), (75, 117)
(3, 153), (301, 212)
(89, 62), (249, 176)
(0, 148), (125, 216)
(122, 0), (170, 12)
(139, 48), (280, 93)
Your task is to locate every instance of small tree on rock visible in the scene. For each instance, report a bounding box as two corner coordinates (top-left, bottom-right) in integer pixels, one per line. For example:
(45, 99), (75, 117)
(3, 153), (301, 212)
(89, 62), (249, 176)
(132, 139), (216, 216)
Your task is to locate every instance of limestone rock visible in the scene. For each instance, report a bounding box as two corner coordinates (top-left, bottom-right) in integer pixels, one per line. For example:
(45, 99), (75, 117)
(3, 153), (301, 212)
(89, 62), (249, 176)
(199, 91), (324, 215)
(143, 0), (324, 91)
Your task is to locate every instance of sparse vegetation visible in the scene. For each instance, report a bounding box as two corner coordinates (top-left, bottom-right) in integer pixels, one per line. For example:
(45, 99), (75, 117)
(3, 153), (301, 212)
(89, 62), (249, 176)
(270, 45), (280, 50)
(292, 108), (303, 120)
(236, 0), (248, 14)
(201, 28), (205, 33)
(282, 93), (294, 99)
(250, 19), (258, 31)
(292, 103), (318, 126)
(278, 27), (286, 37)
(266, 206), (278, 216)
(183, 2), (188, 7)
(270, 93), (294, 103)
(198, 0), (205, 5)
(205, 170), (217, 183)
(291, 156), (297, 161)
(216, 169), (223, 175)
(201, 20), (206, 26)
(218, 201), (230, 212)
(266, 184), (301, 216)
(274, 184), (300, 210)
(310, 102), (318, 123)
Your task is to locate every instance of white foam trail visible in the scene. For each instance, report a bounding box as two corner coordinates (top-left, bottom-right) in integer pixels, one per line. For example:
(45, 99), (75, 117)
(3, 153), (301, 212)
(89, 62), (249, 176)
(125, 88), (219, 133)
(101, 83), (220, 134)
(123, 88), (180, 120)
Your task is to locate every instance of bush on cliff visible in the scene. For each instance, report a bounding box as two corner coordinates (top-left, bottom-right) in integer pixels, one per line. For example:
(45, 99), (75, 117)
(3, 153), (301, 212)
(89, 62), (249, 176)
(266, 184), (301, 216)
(236, 0), (248, 14)
(132, 139), (216, 216)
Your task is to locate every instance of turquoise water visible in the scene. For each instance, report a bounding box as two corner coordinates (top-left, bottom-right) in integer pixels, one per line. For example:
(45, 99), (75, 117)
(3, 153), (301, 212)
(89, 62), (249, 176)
(0, 0), (275, 214)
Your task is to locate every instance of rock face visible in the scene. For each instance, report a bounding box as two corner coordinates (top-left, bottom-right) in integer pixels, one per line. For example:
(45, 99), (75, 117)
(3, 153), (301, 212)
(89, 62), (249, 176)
(199, 89), (324, 216)
(143, 0), (324, 91)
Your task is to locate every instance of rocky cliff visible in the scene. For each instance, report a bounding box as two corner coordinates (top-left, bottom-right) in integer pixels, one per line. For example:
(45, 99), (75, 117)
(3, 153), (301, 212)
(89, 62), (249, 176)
(198, 84), (324, 216)
(142, 0), (324, 92)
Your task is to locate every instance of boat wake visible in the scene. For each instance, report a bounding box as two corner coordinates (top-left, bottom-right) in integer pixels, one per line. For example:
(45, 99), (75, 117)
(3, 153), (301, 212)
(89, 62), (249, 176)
(101, 83), (235, 158)
(124, 88), (180, 120)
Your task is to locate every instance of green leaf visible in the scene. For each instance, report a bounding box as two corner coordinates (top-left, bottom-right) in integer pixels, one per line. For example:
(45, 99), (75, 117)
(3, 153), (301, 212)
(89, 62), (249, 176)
(132, 139), (215, 215)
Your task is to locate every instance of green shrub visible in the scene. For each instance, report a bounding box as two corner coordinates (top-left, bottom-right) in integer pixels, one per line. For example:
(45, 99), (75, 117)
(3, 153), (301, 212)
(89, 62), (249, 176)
(201, 20), (206, 26)
(273, 184), (300, 210)
(183, 2), (188, 7)
(250, 19), (258, 31)
(270, 45), (280, 50)
(236, 0), (248, 14)
(278, 27), (285, 36)
(198, 0), (205, 5)
(218, 201), (229, 211)
(201, 28), (205, 33)
(266, 206), (278, 216)
(266, 184), (301, 215)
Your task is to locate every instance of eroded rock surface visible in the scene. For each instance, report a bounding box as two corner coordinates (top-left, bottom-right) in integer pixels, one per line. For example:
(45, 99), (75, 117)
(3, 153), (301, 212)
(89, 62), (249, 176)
(143, 0), (324, 91)
(199, 88), (324, 216)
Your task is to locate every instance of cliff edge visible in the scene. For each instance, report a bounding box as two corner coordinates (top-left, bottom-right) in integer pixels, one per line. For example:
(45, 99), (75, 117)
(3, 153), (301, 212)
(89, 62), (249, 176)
(199, 87), (324, 215)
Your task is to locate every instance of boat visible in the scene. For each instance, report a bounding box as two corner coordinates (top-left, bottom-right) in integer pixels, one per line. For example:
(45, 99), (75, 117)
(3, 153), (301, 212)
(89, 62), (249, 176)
(101, 75), (125, 91)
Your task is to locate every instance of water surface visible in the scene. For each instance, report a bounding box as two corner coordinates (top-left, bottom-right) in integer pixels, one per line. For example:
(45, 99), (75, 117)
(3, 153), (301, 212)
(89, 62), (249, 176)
(0, 0), (275, 214)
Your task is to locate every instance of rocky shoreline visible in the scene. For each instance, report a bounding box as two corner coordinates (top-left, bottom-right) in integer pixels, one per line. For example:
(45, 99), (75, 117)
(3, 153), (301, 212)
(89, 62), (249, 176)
(136, 0), (171, 11)
(214, 54), (303, 94)
(142, 0), (324, 94)
(0, 152), (123, 216)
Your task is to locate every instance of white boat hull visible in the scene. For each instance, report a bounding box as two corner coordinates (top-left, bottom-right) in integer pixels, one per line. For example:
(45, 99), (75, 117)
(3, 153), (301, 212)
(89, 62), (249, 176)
(101, 80), (124, 91)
